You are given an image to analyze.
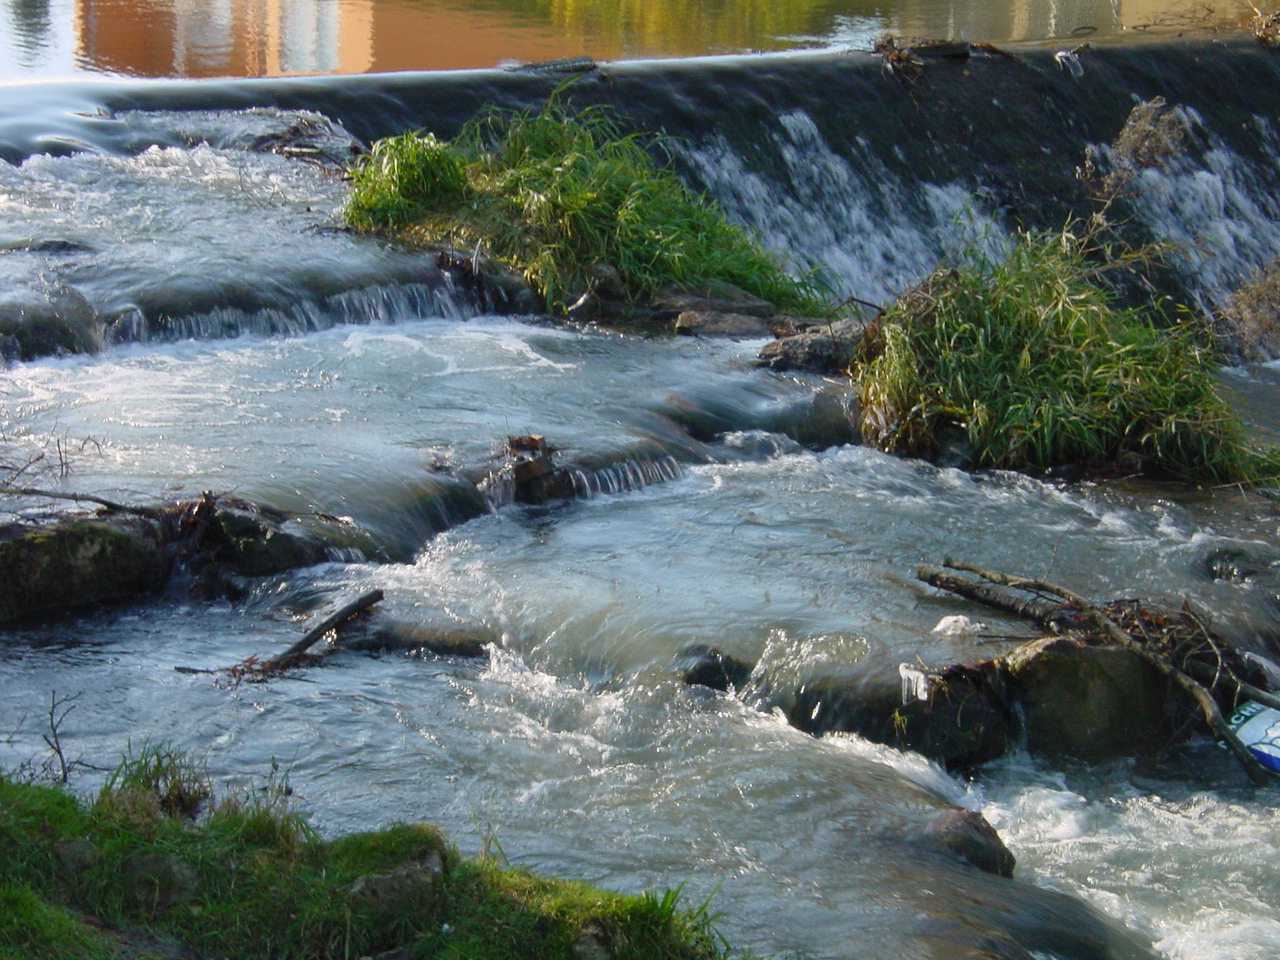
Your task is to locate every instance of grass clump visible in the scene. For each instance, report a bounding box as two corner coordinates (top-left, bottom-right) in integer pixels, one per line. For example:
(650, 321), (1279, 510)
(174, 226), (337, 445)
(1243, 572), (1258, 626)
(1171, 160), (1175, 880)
(344, 97), (825, 314)
(0, 884), (113, 960)
(0, 749), (733, 960)
(854, 226), (1280, 482)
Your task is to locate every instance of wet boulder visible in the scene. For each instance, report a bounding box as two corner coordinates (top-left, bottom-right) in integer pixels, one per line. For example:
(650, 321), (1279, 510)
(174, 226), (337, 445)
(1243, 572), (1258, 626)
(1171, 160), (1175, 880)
(176, 495), (379, 580)
(779, 667), (1011, 771)
(997, 636), (1175, 760)
(0, 516), (168, 624)
(677, 644), (754, 691)
(0, 283), (104, 360)
(922, 808), (1015, 878)
(755, 317), (871, 374)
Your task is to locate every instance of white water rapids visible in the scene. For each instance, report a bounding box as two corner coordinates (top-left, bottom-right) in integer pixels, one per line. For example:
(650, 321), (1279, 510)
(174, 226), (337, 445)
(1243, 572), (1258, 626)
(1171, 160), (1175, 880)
(2, 99), (1280, 959)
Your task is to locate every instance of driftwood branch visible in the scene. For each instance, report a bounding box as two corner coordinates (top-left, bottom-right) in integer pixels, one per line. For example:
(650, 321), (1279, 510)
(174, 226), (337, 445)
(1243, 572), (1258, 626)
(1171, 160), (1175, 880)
(926, 558), (1273, 785)
(0, 485), (164, 519)
(275, 589), (385, 661)
(916, 565), (1065, 626)
(178, 589), (386, 681)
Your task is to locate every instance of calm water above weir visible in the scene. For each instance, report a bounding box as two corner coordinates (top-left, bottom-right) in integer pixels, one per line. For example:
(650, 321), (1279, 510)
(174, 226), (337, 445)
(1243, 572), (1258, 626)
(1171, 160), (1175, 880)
(3, 0), (1206, 79)
(3, 27), (1280, 960)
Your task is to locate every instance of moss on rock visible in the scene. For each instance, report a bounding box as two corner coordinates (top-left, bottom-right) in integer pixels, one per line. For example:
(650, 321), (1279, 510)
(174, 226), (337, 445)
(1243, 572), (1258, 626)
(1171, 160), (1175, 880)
(0, 517), (167, 624)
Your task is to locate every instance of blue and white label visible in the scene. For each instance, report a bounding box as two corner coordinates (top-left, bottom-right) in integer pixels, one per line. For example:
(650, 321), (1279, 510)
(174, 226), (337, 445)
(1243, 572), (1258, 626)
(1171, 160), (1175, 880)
(1227, 701), (1280, 773)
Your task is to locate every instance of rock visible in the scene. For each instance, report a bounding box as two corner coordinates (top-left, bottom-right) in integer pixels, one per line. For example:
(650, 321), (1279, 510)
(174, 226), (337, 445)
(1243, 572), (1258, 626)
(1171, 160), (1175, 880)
(54, 837), (99, 876)
(780, 667), (1011, 771)
(673, 310), (793, 338)
(650, 281), (778, 322)
(923, 809), (1015, 878)
(998, 636), (1174, 760)
(245, 113), (363, 167)
(211, 505), (331, 575)
(585, 263), (627, 302)
(677, 645), (754, 691)
(122, 852), (200, 913)
(1202, 545), (1280, 583)
(346, 852), (446, 918)
(435, 251), (540, 316)
(173, 495), (379, 580)
(0, 283), (104, 360)
(572, 921), (616, 960)
(0, 516), (169, 624)
(754, 317), (870, 374)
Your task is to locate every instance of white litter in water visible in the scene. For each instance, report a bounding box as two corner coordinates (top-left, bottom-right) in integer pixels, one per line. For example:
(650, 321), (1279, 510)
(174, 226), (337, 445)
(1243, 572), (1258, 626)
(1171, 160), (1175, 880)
(898, 662), (931, 702)
(931, 614), (987, 636)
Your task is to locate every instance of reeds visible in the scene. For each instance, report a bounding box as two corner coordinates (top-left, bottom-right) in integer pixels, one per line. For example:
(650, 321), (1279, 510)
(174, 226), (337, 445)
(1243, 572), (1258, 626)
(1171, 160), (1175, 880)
(855, 226), (1279, 483)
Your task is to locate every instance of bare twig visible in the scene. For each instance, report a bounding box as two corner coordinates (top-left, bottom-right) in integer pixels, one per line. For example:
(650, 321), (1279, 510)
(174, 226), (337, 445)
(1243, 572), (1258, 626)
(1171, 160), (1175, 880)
(0, 485), (164, 519)
(40, 690), (81, 784)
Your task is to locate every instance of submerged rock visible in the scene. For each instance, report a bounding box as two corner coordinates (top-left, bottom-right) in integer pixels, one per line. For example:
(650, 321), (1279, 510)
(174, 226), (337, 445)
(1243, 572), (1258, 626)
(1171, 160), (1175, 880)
(677, 644), (754, 691)
(340, 617), (491, 659)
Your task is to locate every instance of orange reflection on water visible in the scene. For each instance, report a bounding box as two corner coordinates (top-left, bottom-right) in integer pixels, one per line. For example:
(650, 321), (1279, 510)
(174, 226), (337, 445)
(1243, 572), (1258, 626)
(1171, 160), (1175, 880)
(69, 0), (1185, 79)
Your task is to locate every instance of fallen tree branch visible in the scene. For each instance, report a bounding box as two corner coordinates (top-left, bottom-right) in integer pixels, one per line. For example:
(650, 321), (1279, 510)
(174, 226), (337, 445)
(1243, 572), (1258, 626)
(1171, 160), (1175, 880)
(274, 589), (385, 662)
(0, 485), (165, 519)
(931, 558), (1273, 785)
(181, 589), (387, 682)
(916, 565), (1066, 626)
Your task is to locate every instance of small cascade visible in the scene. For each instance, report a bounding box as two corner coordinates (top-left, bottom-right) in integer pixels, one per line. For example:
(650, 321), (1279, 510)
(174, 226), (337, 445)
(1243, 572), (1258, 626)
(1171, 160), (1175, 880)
(103, 279), (487, 347)
(569, 455), (683, 498)
(475, 437), (685, 511)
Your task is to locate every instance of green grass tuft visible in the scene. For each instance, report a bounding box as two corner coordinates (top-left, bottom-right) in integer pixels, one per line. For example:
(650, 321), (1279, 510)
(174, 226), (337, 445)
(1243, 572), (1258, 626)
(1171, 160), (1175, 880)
(345, 131), (471, 232)
(0, 884), (113, 960)
(344, 97), (826, 315)
(0, 755), (734, 960)
(855, 226), (1280, 483)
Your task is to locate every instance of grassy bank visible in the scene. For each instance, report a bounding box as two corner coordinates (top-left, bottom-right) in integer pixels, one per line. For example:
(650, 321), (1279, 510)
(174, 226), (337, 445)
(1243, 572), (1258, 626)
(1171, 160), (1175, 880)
(343, 98), (825, 315)
(853, 227), (1280, 483)
(0, 750), (730, 960)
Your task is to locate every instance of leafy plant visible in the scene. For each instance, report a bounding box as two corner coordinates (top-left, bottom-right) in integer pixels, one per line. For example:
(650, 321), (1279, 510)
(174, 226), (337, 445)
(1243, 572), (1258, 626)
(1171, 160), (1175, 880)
(854, 224), (1280, 483)
(344, 97), (826, 314)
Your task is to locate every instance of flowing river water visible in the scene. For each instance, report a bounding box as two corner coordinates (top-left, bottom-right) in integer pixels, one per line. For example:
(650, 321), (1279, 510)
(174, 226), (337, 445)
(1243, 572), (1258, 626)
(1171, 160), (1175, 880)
(3, 24), (1280, 960)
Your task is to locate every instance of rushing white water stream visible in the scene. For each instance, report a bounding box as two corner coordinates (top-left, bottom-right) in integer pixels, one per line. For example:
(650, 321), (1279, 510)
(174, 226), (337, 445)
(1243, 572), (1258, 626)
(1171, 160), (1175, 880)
(5, 312), (1280, 959)
(4, 43), (1280, 959)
